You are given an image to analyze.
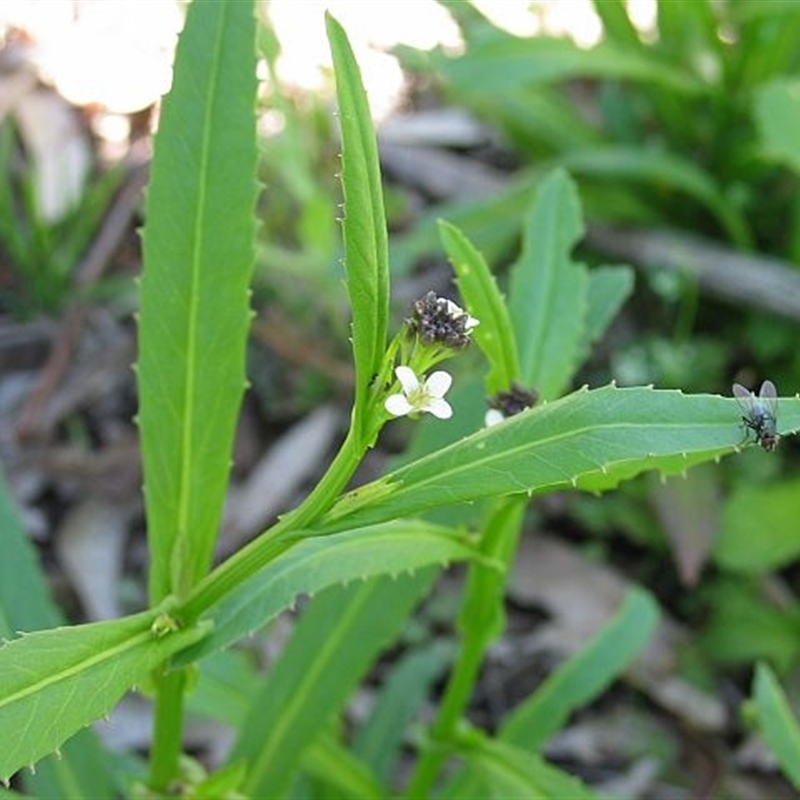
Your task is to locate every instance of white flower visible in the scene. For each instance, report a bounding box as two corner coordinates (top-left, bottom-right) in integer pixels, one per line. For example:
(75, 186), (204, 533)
(384, 366), (453, 419)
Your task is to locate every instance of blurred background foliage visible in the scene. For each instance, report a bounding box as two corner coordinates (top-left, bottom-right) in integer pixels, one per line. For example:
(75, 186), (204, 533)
(3, 0), (800, 790)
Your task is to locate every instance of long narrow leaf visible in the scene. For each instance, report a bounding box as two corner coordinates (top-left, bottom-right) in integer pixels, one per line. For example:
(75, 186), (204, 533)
(354, 640), (455, 782)
(322, 386), (800, 531)
(326, 13), (390, 442)
(176, 520), (481, 664)
(0, 611), (205, 781)
(508, 169), (589, 399)
(501, 587), (658, 748)
(234, 572), (435, 796)
(138, 0), (258, 602)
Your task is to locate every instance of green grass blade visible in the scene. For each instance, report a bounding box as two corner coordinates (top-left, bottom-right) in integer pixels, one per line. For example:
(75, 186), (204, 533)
(438, 219), (520, 392)
(326, 13), (390, 442)
(137, 0), (258, 602)
(592, 0), (644, 49)
(501, 587), (658, 748)
(323, 385), (800, 530)
(508, 169), (589, 399)
(753, 662), (800, 790)
(234, 571), (436, 797)
(175, 520), (480, 664)
(0, 610), (205, 781)
(559, 145), (751, 247)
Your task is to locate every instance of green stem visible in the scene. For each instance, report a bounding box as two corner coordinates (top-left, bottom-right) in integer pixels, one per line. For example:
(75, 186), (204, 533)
(406, 630), (486, 797)
(148, 667), (188, 792)
(406, 498), (526, 797)
(178, 422), (364, 622)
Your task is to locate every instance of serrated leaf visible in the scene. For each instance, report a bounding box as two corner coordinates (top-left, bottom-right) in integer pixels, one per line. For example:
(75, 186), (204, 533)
(0, 610), (206, 781)
(501, 587), (658, 748)
(438, 219), (520, 393)
(234, 572), (435, 797)
(508, 170), (590, 399)
(175, 520), (480, 665)
(137, 0), (258, 602)
(753, 663), (800, 791)
(322, 385), (800, 531)
(326, 13), (390, 443)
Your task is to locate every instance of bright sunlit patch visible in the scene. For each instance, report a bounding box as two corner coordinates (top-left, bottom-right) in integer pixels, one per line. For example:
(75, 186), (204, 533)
(267, 0), (461, 120)
(1, 1), (183, 113)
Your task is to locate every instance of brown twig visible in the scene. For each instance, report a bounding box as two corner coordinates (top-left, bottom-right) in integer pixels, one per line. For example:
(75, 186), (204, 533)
(585, 224), (800, 322)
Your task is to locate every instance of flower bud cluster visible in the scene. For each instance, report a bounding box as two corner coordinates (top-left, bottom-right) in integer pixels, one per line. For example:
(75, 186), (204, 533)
(383, 292), (479, 420)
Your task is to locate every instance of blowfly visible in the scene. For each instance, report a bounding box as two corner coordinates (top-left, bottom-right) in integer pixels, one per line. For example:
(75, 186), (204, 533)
(732, 379), (780, 452)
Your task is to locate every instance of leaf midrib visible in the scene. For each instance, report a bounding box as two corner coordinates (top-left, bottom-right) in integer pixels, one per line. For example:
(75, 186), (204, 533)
(177, 8), (229, 574)
(0, 627), (152, 711)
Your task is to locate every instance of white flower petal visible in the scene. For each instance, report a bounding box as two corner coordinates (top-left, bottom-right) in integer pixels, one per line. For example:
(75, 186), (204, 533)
(385, 394), (413, 417)
(426, 397), (453, 419)
(425, 371), (452, 398)
(395, 365), (419, 394)
(485, 409), (505, 427)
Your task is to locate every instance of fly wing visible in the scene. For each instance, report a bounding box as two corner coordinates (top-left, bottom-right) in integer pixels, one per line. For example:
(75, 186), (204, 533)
(759, 379), (778, 416)
(732, 383), (754, 412)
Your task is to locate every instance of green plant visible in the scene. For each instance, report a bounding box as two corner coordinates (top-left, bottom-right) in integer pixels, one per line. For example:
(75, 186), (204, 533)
(1, 3), (800, 797)
(0, 120), (123, 316)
